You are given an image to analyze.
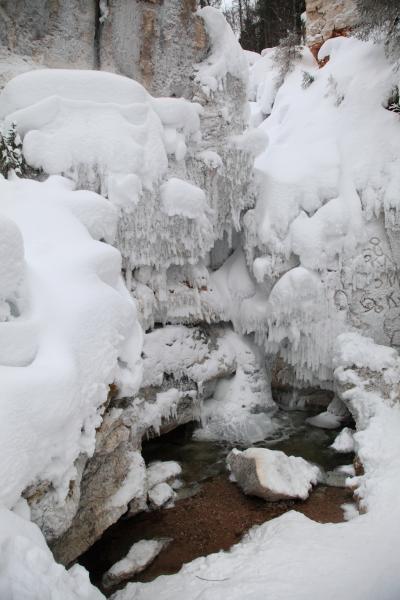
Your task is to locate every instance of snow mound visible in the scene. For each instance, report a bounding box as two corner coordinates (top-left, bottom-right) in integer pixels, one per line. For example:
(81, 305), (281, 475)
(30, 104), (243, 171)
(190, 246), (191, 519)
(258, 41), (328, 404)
(147, 461), (182, 489)
(196, 7), (249, 94)
(0, 69), (202, 191)
(242, 36), (400, 386)
(0, 175), (142, 596)
(160, 178), (212, 223)
(331, 427), (355, 453)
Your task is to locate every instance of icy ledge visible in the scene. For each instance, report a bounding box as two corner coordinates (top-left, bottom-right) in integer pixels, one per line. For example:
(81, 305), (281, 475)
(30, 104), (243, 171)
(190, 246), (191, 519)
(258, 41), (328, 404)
(112, 333), (400, 600)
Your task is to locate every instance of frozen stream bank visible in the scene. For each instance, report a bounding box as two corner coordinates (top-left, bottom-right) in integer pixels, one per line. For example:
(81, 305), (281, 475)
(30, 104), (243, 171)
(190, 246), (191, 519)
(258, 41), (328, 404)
(79, 408), (354, 595)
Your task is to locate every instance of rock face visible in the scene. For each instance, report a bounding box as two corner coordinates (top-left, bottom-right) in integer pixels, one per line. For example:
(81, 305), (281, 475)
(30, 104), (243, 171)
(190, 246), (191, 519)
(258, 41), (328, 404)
(227, 448), (320, 501)
(100, 0), (208, 97)
(305, 0), (359, 56)
(0, 0), (208, 96)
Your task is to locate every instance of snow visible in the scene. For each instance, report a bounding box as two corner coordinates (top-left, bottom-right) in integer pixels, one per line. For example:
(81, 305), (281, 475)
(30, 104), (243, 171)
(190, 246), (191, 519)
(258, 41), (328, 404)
(306, 411), (343, 429)
(195, 7), (249, 94)
(103, 539), (169, 589)
(228, 447), (320, 501)
(237, 34), (400, 386)
(0, 69), (202, 192)
(0, 507), (103, 600)
(160, 178), (213, 223)
(331, 427), (355, 453)
(113, 335), (400, 600)
(147, 461), (182, 489)
(109, 452), (146, 509)
(194, 332), (277, 445)
(0, 175), (142, 598)
(148, 483), (175, 509)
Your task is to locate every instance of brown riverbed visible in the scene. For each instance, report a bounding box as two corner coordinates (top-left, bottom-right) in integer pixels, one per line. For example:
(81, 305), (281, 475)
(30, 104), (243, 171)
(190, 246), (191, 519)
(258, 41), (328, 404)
(79, 475), (353, 595)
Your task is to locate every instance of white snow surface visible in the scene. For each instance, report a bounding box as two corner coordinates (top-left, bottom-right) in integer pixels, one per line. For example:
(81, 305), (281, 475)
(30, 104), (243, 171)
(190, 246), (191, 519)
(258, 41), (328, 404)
(104, 539), (168, 586)
(0, 69), (202, 191)
(147, 461), (182, 489)
(237, 36), (400, 386)
(331, 427), (355, 453)
(229, 447), (320, 500)
(0, 175), (142, 598)
(160, 178), (213, 223)
(195, 7), (249, 94)
(113, 335), (400, 600)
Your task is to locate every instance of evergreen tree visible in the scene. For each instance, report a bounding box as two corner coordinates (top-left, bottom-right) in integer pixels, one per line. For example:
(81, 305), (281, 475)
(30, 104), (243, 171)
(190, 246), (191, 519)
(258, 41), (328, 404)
(356, 0), (400, 59)
(0, 122), (26, 178)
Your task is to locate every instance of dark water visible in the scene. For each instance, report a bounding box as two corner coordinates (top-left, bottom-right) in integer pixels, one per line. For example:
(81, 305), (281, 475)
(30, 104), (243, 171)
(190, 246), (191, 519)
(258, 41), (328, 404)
(78, 409), (354, 593)
(142, 409), (353, 499)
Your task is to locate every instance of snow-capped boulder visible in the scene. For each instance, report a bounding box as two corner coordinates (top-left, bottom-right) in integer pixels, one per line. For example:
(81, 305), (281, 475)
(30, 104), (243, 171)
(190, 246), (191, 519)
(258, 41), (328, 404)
(147, 461), (182, 489)
(148, 483), (175, 509)
(227, 447), (320, 501)
(102, 538), (171, 590)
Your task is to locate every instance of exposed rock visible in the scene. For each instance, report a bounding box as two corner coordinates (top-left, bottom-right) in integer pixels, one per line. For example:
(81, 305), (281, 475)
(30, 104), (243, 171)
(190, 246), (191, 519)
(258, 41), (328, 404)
(305, 0), (359, 56)
(0, 0), (97, 75)
(102, 538), (171, 590)
(50, 407), (147, 566)
(100, 0), (208, 97)
(227, 447), (320, 501)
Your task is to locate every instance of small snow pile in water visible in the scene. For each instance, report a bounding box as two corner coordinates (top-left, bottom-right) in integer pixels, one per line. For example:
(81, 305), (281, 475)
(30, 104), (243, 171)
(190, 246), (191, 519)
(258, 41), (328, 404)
(0, 175), (142, 598)
(102, 539), (170, 590)
(146, 461), (182, 509)
(330, 427), (355, 453)
(148, 483), (175, 510)
(227, 447), (320, 501)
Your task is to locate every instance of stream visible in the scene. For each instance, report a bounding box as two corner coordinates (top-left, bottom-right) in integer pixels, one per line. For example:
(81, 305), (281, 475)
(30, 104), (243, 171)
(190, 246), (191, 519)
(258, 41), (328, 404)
(79, 408), (355, 595)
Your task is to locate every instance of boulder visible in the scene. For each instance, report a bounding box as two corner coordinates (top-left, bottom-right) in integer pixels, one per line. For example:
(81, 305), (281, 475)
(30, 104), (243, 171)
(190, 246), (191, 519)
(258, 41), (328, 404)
(227, 447), (320, 501)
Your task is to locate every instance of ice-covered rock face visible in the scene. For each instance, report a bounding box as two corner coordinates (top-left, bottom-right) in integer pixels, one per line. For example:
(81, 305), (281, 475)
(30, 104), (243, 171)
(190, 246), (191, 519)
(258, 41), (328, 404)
(239, 36), (400, 389)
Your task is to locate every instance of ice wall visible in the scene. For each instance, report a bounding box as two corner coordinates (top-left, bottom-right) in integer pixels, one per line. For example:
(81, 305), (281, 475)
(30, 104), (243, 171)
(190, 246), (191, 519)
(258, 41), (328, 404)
(241, 35), (400, 389)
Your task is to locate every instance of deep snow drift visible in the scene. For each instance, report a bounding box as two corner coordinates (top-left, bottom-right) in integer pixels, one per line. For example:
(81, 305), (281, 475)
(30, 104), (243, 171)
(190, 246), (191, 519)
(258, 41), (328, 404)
(0, 175), (142, 598)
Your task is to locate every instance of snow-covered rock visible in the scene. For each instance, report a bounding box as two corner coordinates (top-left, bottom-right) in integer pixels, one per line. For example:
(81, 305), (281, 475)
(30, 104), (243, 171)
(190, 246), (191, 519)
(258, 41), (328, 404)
(147, 461), (182, 489)
(227, 447), (320, 501)
(148, 483), (175, 510)
(102, 539), (171, 590)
